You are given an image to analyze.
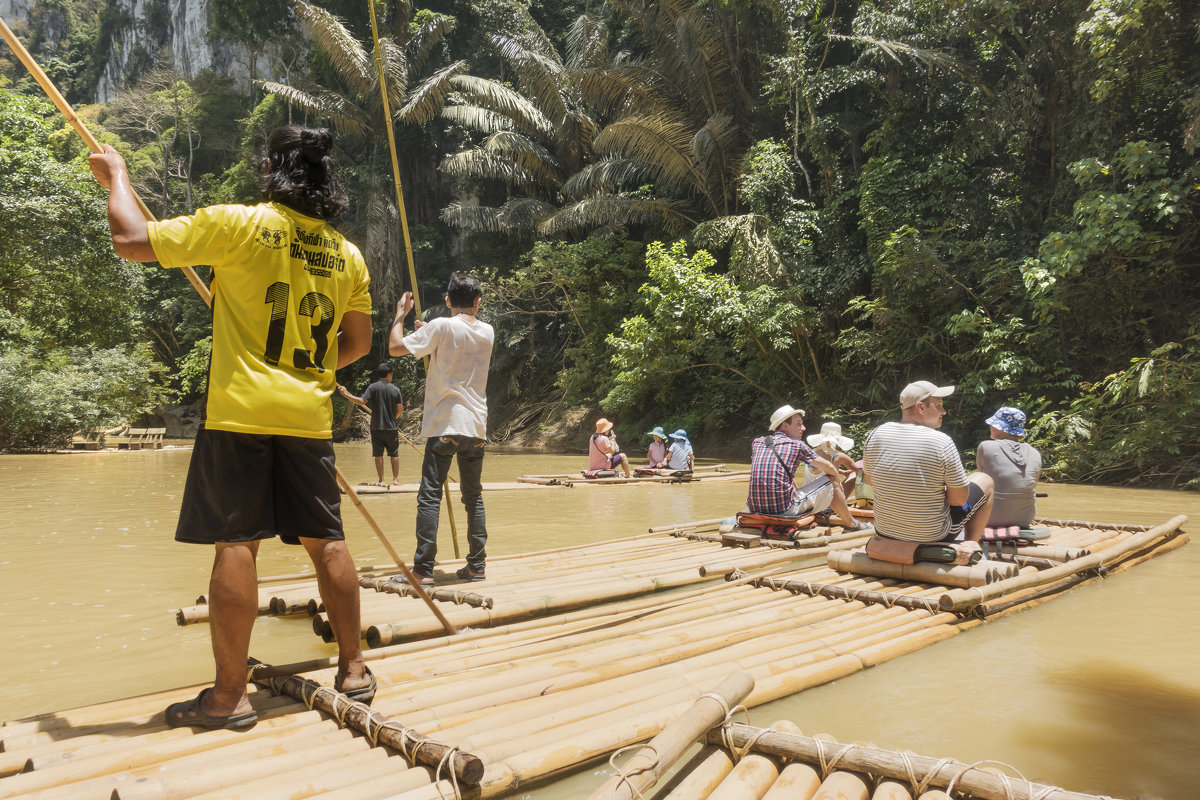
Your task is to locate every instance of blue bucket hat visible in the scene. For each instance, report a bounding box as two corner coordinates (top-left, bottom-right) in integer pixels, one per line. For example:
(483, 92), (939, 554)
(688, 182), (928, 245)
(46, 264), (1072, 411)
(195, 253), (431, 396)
(986, 406), (1026, 437)
(646, 426), (666, 439)
(669, 429), (688, 442)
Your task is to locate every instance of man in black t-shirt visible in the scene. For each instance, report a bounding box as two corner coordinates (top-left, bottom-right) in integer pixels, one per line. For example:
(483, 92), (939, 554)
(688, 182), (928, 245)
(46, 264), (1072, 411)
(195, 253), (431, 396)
(339, 362), (405, 485)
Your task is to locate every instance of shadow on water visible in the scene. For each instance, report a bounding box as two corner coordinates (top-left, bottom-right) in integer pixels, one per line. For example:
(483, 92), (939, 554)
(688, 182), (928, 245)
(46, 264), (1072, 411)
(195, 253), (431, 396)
(1029, 661), (1200, 799)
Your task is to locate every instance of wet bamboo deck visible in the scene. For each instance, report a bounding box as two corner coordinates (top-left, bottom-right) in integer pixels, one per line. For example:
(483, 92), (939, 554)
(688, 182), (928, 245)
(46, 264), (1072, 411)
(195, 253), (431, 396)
(1, 515), (1186, 800)
(344, 481), (558, 495)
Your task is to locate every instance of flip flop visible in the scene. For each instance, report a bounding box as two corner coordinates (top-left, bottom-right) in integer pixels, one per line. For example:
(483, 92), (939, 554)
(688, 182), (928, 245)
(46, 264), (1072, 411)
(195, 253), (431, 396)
(164, 688), (257, 730)
(335, 666), (377, 705)
(391, 571), (434, 586)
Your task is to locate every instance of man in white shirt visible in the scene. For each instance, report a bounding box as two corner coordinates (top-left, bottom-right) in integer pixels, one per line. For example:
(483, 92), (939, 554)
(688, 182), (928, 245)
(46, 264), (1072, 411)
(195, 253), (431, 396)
(389, 273), (494, 583)
(863, 381), (994, 546)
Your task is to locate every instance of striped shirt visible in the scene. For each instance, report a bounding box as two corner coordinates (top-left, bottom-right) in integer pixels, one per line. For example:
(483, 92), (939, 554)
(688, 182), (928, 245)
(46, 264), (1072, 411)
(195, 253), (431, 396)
(748, 432), (816, 515)
(863, 422), (967, 542)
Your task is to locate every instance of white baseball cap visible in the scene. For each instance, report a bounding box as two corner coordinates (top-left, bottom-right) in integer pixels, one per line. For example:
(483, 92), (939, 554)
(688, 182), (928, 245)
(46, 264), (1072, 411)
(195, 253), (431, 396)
(899, 381), (955, 409)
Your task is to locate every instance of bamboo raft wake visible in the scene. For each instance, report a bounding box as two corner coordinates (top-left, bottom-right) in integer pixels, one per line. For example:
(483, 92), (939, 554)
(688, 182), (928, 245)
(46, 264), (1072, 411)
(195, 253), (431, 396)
(2, 515), (1184, 800)
(590, 672), (1116, 800)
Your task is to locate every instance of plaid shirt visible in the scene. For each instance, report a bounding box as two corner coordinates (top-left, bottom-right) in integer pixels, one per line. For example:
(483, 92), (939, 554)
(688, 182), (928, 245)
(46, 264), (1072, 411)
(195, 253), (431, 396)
(747, 431), (817, 514)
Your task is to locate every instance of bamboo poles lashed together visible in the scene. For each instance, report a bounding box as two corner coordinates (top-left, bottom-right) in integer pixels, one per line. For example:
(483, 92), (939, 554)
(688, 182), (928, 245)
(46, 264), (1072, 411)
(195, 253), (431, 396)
(0, 19), (452, 633)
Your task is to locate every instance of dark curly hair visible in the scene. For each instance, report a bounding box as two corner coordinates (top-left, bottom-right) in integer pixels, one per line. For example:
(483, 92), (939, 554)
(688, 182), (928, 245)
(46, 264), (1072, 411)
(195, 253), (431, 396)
(257, 125), (349, 220)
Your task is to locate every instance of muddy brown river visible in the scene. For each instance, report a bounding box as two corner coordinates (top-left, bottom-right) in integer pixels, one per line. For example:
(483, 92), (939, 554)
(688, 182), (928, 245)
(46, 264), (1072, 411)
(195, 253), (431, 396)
(1, 445), (1196, 798)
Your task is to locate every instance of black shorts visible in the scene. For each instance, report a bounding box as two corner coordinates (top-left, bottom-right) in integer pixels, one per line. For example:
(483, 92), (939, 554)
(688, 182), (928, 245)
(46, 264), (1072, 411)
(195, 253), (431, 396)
(947, 479), (988, 531)
(175, 428), (343, 545)
(371, 429), (400, 458)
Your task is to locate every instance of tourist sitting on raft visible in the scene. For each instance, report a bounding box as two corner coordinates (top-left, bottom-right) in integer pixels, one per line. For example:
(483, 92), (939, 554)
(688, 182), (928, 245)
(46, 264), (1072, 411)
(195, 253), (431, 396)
(645, 426), (667, 466)
(662, 429), (694, 471)
(975, 406), (1042, 530)
(747, 405), (871, 531)
(805, 421), (858, 498)
(587, 418), (632, 477)
(862, 381), (994, 562)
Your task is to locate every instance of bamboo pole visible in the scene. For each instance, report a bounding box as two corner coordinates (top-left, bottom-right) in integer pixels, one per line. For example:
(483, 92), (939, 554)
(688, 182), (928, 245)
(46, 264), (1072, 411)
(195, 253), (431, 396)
(336, 470), (457, 635)
(938, 515), (1186, 612)
(587, 671), (754, 800)
(826, 550), (1014, 588)
(0, 20), (457, 639)
(705, 720), (802, 800)
(0, 17), (211, 304)
(761, 761), (822, 800)
(706, 724), (1109, 800)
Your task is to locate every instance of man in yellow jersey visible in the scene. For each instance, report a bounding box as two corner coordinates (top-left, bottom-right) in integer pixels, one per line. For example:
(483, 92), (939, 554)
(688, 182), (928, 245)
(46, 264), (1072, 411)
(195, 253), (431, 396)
(88, 126), (374, 730)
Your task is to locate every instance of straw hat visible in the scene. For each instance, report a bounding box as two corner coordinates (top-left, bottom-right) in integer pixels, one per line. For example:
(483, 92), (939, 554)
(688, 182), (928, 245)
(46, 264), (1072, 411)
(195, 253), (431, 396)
(594, 418), (614, 434)
(807, 422), (853, 452)
(899, 381), (955, 409)
(646, 426), (666, 439)
(986, 406), (1026, 437)
(768, 405), (805, 431)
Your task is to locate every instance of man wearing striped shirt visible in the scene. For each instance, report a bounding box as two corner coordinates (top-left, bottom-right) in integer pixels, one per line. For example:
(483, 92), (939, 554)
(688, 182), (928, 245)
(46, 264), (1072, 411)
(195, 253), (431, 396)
(863, 381), (994, 545)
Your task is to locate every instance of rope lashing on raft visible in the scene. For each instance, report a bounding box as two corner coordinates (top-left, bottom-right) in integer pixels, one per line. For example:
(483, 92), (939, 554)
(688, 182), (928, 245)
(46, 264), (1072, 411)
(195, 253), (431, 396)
(705, 691), (759, 763)
(942, 759), (1098, 800)
(606, 743), (660, 800)
(897, 751), (961, 796)
(812, 736), (862, 779)
(432, 744), (465, 800)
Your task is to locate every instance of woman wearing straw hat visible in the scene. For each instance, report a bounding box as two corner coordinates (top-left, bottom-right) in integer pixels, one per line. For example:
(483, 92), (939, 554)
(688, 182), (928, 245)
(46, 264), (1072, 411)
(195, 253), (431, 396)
(589, 418), (632, 477)
(805, 422), (858, 498)
(645, 426), (667, 467)
(975, 406), (1042, 529)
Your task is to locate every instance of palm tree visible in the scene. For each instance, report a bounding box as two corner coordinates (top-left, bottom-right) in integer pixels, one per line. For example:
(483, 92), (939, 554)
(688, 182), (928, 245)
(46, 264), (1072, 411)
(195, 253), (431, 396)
(440, 0), (756, 241)
(259, 0), (463, 308)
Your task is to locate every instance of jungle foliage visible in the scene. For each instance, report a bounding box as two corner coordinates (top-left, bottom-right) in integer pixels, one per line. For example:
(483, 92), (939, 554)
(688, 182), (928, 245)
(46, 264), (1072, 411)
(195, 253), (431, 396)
(1, 0), (1197, 486)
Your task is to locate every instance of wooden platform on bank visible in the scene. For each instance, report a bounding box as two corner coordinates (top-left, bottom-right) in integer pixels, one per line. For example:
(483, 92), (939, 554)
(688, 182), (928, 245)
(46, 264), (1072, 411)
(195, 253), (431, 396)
(2, 515), (1186, 799)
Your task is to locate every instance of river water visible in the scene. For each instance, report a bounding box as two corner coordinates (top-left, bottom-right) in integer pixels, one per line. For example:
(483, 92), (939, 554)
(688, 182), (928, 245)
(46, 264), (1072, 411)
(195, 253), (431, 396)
(0, 445), (1196, 799)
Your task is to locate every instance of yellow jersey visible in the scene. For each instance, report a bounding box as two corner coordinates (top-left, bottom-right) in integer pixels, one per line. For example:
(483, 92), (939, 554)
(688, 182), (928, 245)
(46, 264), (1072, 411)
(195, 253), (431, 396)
(148, 202), (371, 438)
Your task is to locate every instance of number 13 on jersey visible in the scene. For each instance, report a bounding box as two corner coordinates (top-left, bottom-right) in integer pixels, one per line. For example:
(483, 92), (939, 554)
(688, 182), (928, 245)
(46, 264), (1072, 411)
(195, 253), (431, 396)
(263, 281), (336, 372)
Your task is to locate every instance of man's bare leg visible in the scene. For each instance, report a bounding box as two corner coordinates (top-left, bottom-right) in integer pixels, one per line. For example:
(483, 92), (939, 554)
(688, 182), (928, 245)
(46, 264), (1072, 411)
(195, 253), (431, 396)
(302, 537), (368, 690)
(390, 456), (401, 485)
(961, 472), (995, 543)
(373, 456), (385, 483)
(829, 483), (866, 530)
(204, 540), (260, 717)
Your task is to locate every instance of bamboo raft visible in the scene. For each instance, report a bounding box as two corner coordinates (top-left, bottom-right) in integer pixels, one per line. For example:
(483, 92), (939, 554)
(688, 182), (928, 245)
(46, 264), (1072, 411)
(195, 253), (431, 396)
(344, 481), (560, 495)
(173, 518), (876, 640)
(517, 465), (750, 486)
(590, 672), (1117, 800)
(3, 515), (1185, 800)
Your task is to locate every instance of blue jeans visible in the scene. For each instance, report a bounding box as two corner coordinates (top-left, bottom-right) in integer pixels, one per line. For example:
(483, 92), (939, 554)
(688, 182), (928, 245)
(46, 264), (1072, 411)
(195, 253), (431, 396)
(414, 436), (487, 575)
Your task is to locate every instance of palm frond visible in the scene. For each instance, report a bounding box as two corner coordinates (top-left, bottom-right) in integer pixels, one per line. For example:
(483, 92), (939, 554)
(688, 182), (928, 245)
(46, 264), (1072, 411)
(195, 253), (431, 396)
(593, 114), (703, 199)
(560, 158), (646, 199)
(406, 14), (456, 74)
(484, 131), (562, 189)
(440, 150), (545, 193)
(691, 113), (740, 213)
(556, 110), (599, 173)
(441, 104), (519, 134)
(829, 33), (960, 72)
(291, 0), (372, 96)
(396, 60), (468, 126)
(378, 37), (411, 100)
(565, 14), (608, 71)
(449, 76), (554, 138)
(575, 66), (672, 119)
(489, 34), (569, 124)
(539, 194), (693, 238)
(441, 198), (556, 234)
(257, 81), (371, 140)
